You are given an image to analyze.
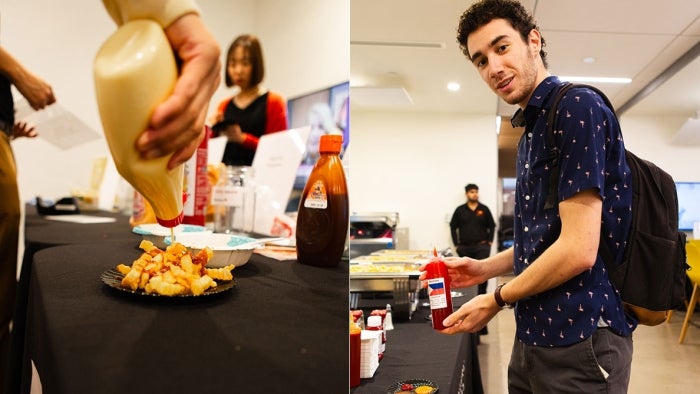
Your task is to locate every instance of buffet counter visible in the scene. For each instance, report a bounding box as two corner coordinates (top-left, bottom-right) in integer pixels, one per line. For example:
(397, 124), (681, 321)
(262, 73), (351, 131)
(21, 240), (348, 393)
(351, 295), (484, 394)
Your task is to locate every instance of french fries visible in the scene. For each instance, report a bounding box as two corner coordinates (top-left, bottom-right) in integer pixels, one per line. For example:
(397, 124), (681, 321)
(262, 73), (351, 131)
(117, 240), (235, 296)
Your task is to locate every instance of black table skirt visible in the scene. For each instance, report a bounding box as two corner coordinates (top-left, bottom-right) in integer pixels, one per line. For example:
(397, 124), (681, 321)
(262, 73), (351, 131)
(350, 302), (483, 394)
(22, 240), (349, 394)
(5, 207), (140, 394)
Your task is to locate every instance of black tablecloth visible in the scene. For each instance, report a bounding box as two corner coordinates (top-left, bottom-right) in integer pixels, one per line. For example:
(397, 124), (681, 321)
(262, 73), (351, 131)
(22, 240), (348, 393)
(351, 302), (483, 394)
(5, 207), (139, 394)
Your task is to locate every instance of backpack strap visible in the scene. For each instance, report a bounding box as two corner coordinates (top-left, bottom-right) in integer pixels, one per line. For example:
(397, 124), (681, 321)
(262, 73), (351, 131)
(543, 82), (619, 266)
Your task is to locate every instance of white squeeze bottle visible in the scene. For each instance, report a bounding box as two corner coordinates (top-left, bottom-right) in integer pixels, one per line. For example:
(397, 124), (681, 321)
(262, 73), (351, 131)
(94, 20), (183, 227)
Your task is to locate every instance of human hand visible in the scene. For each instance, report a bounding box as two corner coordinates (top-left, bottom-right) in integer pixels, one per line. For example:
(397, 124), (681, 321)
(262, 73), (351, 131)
(437, 293), (501, 335)
(14, 71), (55, 110)
(222, 123), (245, 144)
(135, 13), (221, 170)
(418, 256), (485, 289)
(12, 121), (37, 139)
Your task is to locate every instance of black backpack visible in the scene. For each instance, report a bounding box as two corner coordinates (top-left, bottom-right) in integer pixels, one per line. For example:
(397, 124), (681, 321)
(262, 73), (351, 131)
(544, 82), (688, 326)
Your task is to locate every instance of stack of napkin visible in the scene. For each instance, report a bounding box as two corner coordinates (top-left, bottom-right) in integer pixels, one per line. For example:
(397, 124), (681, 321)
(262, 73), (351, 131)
(360, 330), (381, 378)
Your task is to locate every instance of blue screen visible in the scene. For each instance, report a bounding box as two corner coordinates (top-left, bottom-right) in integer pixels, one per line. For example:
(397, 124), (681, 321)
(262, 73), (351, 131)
(676, 182), (700, 231)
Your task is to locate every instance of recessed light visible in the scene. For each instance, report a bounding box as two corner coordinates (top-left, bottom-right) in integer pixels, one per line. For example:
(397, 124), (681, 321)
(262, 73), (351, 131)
(447, 82), (460, 91)
(582, 56), (596, 64)
(559, 76), (632, 84)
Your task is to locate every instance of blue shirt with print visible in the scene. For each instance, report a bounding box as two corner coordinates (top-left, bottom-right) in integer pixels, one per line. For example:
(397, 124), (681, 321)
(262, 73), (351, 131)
(510, 76), (637, 347)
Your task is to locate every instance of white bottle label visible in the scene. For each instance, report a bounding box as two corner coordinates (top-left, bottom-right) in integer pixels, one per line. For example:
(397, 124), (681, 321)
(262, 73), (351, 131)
(303, 180), (328, 209)
(427, 277), (448, 309)
(211, 185), (244, 207)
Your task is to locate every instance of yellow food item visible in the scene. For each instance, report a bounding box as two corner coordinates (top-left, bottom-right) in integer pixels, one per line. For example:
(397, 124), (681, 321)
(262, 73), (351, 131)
(117, 240), (234, 296)
(414, 385), (434, 394)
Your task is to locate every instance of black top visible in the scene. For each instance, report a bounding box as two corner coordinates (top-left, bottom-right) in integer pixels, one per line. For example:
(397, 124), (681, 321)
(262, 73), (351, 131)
(0, 74), (14, 135)
(215, 92), (269, 166)
(449, 203), (495, 246)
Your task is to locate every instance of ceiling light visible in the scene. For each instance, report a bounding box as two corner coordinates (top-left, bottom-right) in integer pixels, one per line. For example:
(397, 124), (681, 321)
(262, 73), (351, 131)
(582, 56), (596, 64)
(447, 82), (460, 91)
(559, 76), (632, 84)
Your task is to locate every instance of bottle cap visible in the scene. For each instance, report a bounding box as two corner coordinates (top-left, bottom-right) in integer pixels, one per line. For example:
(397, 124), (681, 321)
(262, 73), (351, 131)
(319, 134), (343, 154)
(156, 211), (184, 228)
(367, 315), (382, 328)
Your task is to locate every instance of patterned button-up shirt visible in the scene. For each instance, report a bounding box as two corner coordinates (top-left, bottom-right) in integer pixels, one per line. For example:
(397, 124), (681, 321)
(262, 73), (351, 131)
(510, 76), (636, 347)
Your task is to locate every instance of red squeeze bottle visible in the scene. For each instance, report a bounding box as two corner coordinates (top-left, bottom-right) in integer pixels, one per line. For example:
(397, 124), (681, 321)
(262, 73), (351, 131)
(425, 247), (453, 330)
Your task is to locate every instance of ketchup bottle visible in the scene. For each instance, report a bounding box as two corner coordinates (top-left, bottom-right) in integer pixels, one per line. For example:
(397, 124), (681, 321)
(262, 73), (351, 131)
(425, 247), (453, 330)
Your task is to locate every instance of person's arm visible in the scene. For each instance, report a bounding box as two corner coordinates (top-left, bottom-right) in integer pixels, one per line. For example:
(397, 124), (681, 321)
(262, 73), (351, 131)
(264, 92), (288, 133)
(449, 209), (460, 246)
(0, 47), (55, 110)
(437, 189), (601, 334)
(102, 0), (221, 170)
(485, 205), (496, 243)
(496, 188), (601, 305)
(102, 0), (200, 27)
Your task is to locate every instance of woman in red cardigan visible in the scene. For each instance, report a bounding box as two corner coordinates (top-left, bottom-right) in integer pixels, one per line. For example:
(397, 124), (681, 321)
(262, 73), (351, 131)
(210, 34), (288, 166)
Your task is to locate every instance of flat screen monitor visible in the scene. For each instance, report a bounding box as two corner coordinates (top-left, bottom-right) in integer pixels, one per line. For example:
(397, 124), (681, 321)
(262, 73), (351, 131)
(285, 81), (349, 212)
(676, 182), (700, 231)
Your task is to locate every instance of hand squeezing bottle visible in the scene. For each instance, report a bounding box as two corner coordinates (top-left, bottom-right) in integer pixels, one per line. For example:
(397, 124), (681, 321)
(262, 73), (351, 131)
(94, 20), (183, 227)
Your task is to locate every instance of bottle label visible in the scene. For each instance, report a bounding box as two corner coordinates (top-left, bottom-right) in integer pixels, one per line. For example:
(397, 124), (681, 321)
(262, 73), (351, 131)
(303, 180), (328, 209)
(211, 185), (244, 207)
(427, 277), (449, 309)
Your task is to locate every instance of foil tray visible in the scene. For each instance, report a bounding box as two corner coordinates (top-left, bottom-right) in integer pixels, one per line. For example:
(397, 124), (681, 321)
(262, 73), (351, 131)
(350, 258), (425, 320)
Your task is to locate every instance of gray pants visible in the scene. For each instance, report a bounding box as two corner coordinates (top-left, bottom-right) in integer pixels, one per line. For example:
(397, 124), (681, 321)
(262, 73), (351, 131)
(508, 328), (633, 394)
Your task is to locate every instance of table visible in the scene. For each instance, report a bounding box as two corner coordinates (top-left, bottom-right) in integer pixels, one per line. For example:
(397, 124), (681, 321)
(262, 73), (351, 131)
(351, 299), (484, 394)
(5, 206), (140, 394)
(22, 239), (348, 393)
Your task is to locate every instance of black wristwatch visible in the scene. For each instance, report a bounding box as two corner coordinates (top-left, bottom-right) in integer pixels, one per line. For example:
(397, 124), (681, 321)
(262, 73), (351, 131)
(494, 283), (515, 309)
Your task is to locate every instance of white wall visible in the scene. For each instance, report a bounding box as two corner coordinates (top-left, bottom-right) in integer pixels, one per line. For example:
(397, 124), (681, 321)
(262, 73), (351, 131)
(2, 0), (348, 203)
(619, 114), (700, 182)
(349, 109), (499, 250)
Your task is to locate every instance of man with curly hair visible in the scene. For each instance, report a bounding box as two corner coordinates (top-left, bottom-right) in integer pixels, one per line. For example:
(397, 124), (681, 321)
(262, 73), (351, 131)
(422, 1), (636, 392)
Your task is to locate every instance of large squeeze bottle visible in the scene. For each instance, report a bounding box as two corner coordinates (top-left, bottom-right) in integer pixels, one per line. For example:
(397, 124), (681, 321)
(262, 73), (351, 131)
(94, 20), (183, 227)
(296, 134), (349, 268)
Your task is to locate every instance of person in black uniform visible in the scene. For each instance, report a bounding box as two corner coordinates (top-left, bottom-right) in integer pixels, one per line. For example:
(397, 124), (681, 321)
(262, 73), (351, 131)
(449, 183), (496, 335)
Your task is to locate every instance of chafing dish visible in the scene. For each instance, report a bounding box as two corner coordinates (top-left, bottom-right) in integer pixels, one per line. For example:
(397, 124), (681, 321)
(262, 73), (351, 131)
(349, 250), (430, 320)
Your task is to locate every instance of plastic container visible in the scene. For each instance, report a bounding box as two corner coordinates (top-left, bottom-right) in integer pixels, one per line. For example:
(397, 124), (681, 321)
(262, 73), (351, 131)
(425, 247), (453, 330)
(366, 315), (385, 361)
(295, 134), (349, 267)
(94, 19), (183, 227)
(350, 314), (362, 388)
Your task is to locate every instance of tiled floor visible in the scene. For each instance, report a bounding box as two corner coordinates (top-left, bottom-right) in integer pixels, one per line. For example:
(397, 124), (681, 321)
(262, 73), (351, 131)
(477, 277), (700, 393)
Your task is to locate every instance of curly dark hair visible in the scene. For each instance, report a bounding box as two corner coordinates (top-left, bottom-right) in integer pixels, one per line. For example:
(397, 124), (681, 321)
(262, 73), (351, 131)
(456, 0), (548, 68)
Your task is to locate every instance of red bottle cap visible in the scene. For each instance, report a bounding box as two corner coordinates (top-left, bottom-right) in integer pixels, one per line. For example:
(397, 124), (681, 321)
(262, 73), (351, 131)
(156, 211), (184, 228)
(319, 134), (343, 154)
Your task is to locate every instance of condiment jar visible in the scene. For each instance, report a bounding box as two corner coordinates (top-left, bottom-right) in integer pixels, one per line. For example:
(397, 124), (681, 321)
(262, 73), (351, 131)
(295, 134), (349, 267)
(211, 165), (254, 234)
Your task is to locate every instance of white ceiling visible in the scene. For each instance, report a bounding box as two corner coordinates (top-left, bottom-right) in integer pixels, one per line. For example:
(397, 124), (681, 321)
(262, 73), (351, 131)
(350, 0), (700, 119)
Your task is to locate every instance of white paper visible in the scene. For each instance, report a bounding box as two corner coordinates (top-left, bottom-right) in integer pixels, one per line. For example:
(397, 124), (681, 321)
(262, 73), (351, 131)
(251, 127), (310, 235)
(44, 215), (117, 224)
(14, 98), (101, 150)
(360, 330), (381, 378)
(208, 136), (228, 165)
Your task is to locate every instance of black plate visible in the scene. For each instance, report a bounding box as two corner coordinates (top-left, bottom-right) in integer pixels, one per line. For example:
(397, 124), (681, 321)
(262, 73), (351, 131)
(385, 378), (439, 394)
(101, 268), (235, 297)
